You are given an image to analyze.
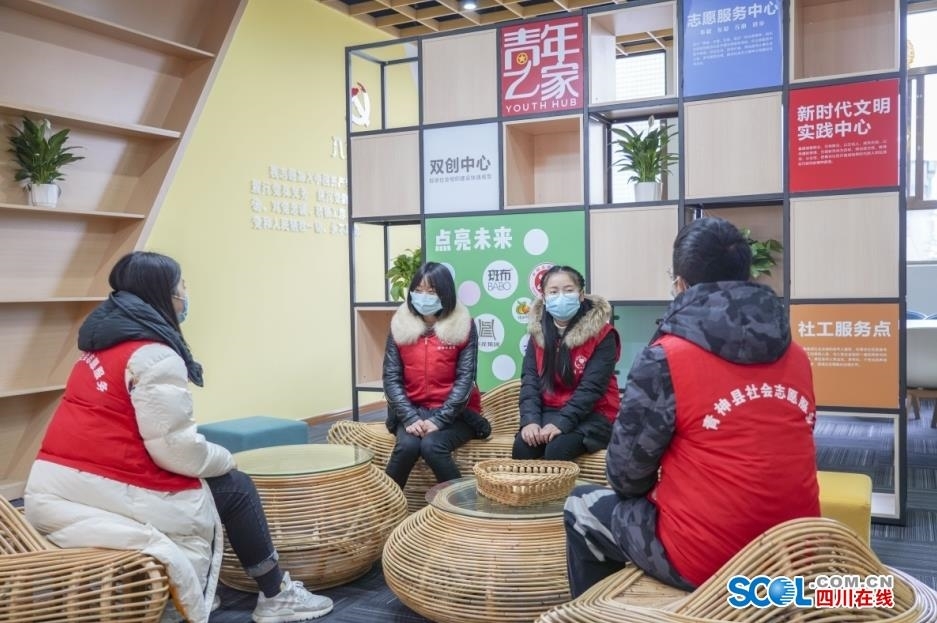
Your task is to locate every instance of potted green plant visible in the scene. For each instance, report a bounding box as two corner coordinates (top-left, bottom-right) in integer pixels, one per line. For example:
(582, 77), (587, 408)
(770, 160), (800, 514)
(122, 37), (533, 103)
(741, 228), (783, 280)
(386, 248), (422, 302)
(612, 116), (678, 202)
(8, 116), (84, 208)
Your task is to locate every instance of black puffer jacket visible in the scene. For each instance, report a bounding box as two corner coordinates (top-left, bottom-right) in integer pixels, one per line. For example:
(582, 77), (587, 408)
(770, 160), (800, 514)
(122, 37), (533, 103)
(519, 295), (619, 452)
(382, 302), (489, 439)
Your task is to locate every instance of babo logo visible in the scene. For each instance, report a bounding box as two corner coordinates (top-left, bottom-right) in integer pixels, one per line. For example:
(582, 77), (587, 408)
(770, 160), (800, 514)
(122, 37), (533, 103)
(483, 260), (518, 300)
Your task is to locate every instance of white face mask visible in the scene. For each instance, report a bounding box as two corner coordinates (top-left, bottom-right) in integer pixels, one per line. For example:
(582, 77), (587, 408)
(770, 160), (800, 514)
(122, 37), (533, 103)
(410, 291), (442, 316)
(544, 292), (581, 321)
(173, 293), (189, 323)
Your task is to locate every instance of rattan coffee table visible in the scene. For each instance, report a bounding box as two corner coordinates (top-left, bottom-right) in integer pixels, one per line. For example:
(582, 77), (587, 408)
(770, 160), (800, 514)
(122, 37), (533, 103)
(219, 444), (407, 590)
(382, 477), (575, 623)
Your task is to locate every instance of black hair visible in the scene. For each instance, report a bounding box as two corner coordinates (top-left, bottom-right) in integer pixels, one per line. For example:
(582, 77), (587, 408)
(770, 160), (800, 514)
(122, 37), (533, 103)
(109, 251), (183, 334)
(538, 265), (589, 393)
(672, 217), (752, 286)
(407, 262), (457, 317)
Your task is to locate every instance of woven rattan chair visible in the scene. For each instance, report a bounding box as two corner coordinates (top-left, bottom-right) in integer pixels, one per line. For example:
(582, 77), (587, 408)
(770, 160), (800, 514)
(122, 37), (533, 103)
(536, 517), (937, 622)
(0, 496), (170, 622)
(329, 379), (610, 510)
(479, 378), (522, 434)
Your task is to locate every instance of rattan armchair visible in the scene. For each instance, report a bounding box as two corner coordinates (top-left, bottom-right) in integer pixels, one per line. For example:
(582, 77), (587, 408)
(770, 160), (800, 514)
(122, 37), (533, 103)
(0, 496), (170, 623)
(536, 517), (937, 622)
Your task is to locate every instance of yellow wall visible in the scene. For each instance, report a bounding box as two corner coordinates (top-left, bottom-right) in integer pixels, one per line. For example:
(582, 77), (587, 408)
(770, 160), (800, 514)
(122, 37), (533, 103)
(147, 0), (386, 422)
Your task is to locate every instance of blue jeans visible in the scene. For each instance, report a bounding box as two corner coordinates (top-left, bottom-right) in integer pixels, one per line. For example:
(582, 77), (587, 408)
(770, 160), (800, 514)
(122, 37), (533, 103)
(205, 470), (279, 578)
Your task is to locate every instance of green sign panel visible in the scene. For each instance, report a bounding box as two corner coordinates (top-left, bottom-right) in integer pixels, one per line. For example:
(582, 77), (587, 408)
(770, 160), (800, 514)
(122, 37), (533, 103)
(425, 210), (586, 391)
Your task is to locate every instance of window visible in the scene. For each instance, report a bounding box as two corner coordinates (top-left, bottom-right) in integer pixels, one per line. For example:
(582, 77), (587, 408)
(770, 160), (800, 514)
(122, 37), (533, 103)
(907, 7), (937, 261)
(610, 53), (672, 203)
(614, 52), (666, 101)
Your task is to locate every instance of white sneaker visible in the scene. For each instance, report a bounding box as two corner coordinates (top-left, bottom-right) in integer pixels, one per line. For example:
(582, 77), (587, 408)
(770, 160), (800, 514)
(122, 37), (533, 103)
(252, 572), (333, 622)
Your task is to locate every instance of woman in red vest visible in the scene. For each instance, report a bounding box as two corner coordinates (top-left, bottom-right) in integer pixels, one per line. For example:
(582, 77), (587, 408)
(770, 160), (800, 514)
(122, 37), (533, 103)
(383, 262), (489, 489)
(24, 252), (332, 623)
(512, 265), (620, 461)
(563, 218), (820, 596)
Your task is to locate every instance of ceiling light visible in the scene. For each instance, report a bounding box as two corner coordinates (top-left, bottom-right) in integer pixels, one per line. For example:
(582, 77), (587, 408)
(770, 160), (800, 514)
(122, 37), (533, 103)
(462, 0), (478, 9)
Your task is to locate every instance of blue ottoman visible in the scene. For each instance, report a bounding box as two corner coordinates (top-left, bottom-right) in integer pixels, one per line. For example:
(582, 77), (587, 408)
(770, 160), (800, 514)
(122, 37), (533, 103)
(199, 416), (308, 453)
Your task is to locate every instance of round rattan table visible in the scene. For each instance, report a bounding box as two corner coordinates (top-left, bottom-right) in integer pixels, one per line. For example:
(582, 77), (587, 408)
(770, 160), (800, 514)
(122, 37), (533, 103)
(219, 444), (407, 591)
(382, 477), (574, 623)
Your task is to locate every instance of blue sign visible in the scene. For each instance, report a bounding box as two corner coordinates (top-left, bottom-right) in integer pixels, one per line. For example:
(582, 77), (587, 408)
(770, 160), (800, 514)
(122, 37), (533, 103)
(683, 0), (783, 97)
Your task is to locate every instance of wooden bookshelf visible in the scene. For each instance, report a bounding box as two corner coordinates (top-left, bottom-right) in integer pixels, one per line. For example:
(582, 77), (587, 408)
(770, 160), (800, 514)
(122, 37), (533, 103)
(0, 101), (180, 139)
(0, 0), (216, 60)
(0, 202), (146, 220)
(0, 0), (246, 499)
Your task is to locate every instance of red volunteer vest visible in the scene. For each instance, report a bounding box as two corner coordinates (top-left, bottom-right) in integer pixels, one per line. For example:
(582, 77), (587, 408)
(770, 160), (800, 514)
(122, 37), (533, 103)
(534, 324), (621, 422)
(397, 332), (482, 413)
(37, 340), (201, 492)
(652, 335), (820, 586)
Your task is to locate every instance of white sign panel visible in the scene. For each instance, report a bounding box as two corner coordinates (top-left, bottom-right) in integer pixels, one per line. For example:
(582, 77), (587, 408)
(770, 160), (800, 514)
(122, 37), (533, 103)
(424, 123), (499, 214)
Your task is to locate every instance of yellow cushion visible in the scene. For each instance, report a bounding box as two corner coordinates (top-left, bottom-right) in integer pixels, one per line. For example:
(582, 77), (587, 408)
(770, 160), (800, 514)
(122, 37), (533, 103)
(817, 471), (872, 543)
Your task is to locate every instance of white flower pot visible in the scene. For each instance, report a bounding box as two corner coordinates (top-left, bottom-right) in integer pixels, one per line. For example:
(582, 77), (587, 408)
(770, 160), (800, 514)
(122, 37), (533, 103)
(634, 181), (660, 202)
(28, 183), (60, 208)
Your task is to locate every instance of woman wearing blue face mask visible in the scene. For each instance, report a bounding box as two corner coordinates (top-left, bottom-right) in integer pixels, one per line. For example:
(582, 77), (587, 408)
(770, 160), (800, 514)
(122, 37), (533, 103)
(25, 251), (332, 623)
(383, 261), (489, 489)
(512, 265), (620, 461)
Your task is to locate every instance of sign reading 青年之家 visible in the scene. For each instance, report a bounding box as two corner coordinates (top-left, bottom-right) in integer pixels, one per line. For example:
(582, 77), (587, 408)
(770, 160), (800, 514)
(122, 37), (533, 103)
(500, 16), (584, 117)
(790, 303), (898, 410)
(789, 79), (899, 193)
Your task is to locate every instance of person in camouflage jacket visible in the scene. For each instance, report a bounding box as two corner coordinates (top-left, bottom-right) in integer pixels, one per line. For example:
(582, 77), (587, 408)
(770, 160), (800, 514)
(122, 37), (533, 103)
(563, 217), (820, 596)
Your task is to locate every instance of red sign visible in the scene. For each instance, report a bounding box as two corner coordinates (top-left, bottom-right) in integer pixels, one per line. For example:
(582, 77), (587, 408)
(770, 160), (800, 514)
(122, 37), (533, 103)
(789, 79), (899, 193)
(500, 16), (584, 117)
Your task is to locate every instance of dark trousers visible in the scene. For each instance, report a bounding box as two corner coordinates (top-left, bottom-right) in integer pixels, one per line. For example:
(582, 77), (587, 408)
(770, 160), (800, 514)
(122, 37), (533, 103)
(385, 419), (474, 488)
(512, 430), (587, 460)
(205, 470), (279, 578)
(564, 484), (694, 597)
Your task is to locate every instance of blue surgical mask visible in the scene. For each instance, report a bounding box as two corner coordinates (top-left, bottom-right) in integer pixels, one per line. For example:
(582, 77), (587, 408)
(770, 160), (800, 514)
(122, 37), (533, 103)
(176, 295), (189, 323)
(544, 292), (581, 321)
(410, 291), (442, 316)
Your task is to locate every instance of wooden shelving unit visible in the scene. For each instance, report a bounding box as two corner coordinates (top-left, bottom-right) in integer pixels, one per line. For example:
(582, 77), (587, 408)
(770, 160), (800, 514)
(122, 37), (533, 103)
(0, 0), (217, 60)
(503, 115), (583, 208)
(0, 101), (181, 139)
(0, 0), (246, 499)
(0, 202), (146, 220)
(354, 306), (397, 390)
(791, 0), (899, 82)
(345, 1), (908, 522)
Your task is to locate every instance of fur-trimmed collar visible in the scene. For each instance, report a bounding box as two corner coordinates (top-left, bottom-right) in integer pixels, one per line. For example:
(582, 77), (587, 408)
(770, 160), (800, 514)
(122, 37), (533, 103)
(528, 294), (612, 349)
(391, 301), (473, 346)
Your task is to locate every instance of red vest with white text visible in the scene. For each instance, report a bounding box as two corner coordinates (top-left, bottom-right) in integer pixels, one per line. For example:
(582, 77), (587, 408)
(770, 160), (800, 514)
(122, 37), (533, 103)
(37, 340), (201, 492)
(651, 334), (820, 586)
(397, 333), (482, 412)
(534, 323), (621, 422)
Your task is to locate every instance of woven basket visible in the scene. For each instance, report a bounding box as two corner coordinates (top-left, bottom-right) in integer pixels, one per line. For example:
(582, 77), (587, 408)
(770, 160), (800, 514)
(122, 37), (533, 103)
(474, 459), (579, 506)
